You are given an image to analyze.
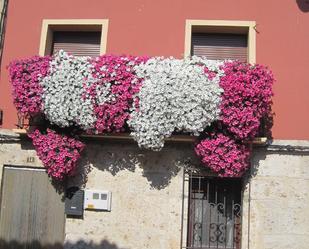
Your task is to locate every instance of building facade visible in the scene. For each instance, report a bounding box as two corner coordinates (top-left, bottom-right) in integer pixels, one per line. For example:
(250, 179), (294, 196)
(0, 1), (309, 249)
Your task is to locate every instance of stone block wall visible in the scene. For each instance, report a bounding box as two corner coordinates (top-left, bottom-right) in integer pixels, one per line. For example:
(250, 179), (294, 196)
(64, 141), (197, 249)
(0, 130), (309, 249)
(242, 141), (309, 249)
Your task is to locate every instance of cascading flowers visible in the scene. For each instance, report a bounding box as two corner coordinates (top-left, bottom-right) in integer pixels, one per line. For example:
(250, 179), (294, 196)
(40, 51), (97, 130)
(28, 129), (85, 180)
(219, 61), (274, 141)
(9, 50), (274, 180)
(194, 61), (274, 177)
(129, 56), (224, 150)
(195, 133), (250, 177)
(9, 55), (51, 116)
(88, 54), (149, 133)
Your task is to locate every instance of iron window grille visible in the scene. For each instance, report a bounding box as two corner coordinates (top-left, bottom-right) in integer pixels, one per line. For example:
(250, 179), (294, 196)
(184, 170), (242, 249)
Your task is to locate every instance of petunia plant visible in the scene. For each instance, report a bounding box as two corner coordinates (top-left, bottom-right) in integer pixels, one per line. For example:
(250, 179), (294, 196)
(128, 56), (224, 150)
(195, 133), (250, 177)
(28, 129), (85, 180)
(9, 55), (51, 116)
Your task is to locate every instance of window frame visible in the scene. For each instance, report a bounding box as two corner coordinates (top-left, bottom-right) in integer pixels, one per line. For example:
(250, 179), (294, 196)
(39, 19), (109, 56)
(184, 20), (256, 63)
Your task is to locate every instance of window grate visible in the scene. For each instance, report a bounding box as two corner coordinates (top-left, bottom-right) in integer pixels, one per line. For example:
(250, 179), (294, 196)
(185, 171), (242, 249)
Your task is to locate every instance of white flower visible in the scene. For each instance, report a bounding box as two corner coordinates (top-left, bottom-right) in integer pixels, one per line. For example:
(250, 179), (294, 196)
(128, 56), (224, 150)
(40, 50), (97, 129)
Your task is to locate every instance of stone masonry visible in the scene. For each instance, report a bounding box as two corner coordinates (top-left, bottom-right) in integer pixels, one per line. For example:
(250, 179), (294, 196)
(0, 129), (308, 249)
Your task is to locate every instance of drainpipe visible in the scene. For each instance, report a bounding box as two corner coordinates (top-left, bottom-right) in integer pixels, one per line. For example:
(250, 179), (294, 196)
(0, 0), (8, 70)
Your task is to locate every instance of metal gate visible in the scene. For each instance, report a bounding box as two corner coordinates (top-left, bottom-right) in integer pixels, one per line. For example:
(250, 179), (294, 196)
(0, 166), (65, 249)
(185, 172), (242, 249)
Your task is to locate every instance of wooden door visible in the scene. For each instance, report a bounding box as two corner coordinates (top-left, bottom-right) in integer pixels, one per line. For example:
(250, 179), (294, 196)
(0, 166), (65, 249)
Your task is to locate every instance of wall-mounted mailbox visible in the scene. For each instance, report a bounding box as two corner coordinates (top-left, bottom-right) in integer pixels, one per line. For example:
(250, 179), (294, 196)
(65, 187), (84, 216)
(84, 189), (112, 211)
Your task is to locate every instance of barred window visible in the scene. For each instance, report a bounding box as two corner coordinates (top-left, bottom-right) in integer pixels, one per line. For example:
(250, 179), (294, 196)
(186, 174), (242, 249)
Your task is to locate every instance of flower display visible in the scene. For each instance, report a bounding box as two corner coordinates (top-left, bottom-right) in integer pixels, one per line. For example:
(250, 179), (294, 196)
(40, 50), (96, 130)
(9, 50), (274, 179)
(195, 133), (250, 177)
(9, 56), (51, 116)
(219, 61), (274, 140)
(28, 129), (85, 180)
(88, 55), (148, 133)
(129, 56), (224, 150)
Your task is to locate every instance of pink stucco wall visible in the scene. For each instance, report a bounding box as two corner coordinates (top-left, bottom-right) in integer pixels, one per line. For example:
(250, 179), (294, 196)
(1, 0), (308, 139)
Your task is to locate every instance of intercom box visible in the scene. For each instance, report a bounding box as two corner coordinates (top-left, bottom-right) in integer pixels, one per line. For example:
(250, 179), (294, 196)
(84, 189), (112, 211)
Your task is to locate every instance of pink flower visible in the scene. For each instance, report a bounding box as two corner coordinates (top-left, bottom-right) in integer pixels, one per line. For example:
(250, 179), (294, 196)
(28, 129), (85, 181)
(8, 56), (51, 117)
(219, 61), (274, 140)
(195, 133), (250, 177)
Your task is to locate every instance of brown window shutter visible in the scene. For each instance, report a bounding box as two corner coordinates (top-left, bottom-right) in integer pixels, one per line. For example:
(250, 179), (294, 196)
(191, 33), (248, 62)
(52, 31), (101, 57)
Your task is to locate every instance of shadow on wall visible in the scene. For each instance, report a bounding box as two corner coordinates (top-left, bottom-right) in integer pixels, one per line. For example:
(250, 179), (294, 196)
(296, 0), (309, 12)
(0, 239), (127, 249)
(241, 147), (267, 192)
(18, 136), (197, 190)
(69, 140), (197, 190)
(249, 147), (268, 178)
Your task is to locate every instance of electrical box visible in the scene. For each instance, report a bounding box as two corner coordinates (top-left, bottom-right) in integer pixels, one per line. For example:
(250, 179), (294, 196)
(84, 189), (112, 211)
(65, 187), (84, 216)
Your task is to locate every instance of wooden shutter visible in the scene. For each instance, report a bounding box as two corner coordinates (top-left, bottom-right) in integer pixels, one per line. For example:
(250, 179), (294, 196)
(191, 33), (248, 62)
(52, 31), (101, 57)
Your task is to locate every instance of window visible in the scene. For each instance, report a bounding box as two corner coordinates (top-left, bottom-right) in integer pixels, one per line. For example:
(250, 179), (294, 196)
(184, 20), (256, 63)
(185, 172), (242, 249)
(39, 19), (109, 56)
(191, 33), (248, 62)
(52, 31), (101, 57)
